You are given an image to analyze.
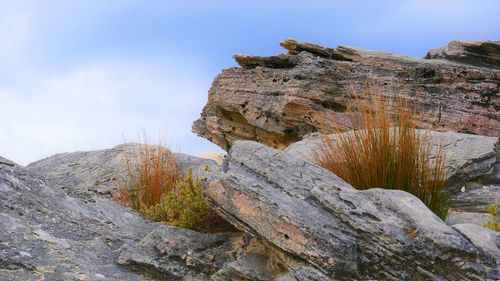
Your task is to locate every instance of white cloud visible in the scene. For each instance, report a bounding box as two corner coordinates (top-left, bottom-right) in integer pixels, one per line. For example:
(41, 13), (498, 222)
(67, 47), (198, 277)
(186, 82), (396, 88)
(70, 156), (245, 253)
(0, 59), (219, 165)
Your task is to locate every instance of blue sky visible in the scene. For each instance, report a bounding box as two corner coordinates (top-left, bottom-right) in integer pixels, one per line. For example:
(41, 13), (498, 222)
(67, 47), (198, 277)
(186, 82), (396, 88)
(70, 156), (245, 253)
(0, 0), (499, 165)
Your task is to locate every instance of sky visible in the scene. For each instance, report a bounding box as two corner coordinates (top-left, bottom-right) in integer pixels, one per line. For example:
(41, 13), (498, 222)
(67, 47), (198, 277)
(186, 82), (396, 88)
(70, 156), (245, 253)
(0, 0), (499, 165)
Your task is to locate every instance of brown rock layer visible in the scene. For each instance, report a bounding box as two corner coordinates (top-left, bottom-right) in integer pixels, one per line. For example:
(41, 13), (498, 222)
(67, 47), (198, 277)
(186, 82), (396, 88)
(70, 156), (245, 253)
(193, 39), (500, 150)
(425, 40), (500, 69)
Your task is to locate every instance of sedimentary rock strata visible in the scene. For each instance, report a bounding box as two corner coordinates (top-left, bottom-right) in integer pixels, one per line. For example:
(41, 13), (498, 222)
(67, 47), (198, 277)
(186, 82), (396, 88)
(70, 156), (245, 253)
(425, 40), (500, 69)
(193, 39), (500, 150)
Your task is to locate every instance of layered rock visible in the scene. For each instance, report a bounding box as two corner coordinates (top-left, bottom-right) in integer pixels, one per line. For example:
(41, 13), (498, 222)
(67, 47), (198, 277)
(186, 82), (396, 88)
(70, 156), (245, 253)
(3, 152), (323, 280)
(118, 226), (329, 280)
(206, 141), (499, 280)
(425, 40), (500, 69)
(193, 39), (500, 150)
(27, 143), (218, 199)
(450, 185), (500, 213)
(0, 156), (156, 280)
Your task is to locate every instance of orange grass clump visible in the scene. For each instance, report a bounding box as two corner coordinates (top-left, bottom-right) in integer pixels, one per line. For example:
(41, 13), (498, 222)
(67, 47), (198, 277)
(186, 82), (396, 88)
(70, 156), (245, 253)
(115, 134), (180, 211)
(314, 90), (449, 220)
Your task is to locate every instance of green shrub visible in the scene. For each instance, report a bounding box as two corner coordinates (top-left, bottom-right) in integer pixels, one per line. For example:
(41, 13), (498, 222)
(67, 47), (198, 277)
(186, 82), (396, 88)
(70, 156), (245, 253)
(483, 204), (499, 232)
(314, 90), (449, 220)
(113, 134), (231, 233)
(147, 169), (211, 229)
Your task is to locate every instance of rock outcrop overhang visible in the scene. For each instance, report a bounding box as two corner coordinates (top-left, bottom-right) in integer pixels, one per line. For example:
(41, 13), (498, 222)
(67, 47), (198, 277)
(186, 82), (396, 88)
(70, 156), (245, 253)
(193, 39), (500, 150)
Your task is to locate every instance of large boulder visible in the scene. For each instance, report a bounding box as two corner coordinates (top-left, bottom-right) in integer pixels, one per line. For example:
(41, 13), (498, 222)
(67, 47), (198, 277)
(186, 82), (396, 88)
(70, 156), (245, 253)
(206, 141), (499, 280)
(193, 39), (500, 150)
(3, 153), (323, 280)
(0, 156), (156, 280)
(27, 143), (218, 199)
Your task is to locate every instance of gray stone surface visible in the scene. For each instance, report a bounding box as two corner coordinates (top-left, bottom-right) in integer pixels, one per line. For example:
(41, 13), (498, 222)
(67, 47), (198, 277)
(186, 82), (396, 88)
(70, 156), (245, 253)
(450, 185), (500, 213)
(27, 143), (219, 199)
(4, 153), (319, 281)
(446, 210), (495, 226)
(118, 224), (332, 281)
(285, 129), (499, 189)
(453, 224), (500, 265)
(0, 156), (157, 280)
(118, 225), (245, 280)
(207, 140), (499, 280)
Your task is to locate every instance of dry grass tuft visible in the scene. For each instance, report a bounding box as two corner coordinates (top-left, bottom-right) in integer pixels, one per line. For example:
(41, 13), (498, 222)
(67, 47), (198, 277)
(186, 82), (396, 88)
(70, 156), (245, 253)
(114, 134), (180, 210)
(314, 89), (449, 220)
(113, 133), (234, 233)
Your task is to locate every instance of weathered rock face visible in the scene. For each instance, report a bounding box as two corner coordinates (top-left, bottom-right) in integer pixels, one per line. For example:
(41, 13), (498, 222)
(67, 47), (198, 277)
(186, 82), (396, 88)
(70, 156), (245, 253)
(449, 185), (500, 227)
(0, 156), (157, 280)
(446, 211), (496, 226)
(206, 141), (499, 280)
(118, 226), (270, 280)
(425, 40), (500, 69)
(451, 184), (500, 209)
(4, 152), (324, 281)
(193, 39), (500, 150)
(118, 225), (329, 281)
(27, 143), (218, 199)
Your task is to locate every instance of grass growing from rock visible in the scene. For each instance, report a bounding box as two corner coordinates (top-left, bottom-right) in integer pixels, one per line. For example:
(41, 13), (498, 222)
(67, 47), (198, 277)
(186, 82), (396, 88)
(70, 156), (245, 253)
(314, 90), (449, 220)
(113, 134), (231, 233)
(114, 136), (180, 210)
(483, 204), (499, 231)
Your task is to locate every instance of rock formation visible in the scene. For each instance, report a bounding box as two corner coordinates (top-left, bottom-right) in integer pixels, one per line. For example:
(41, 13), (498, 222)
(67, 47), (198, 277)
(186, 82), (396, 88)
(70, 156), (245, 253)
(3, 140), (498, 280)
(205, 141), (499, 280)
(2, 39), (499, 281)
(1, 148), (345, 280)
(1, 153), (300, 280)
(0, 156), (156, 280)
(425, 40), (500, 69)
(193, 39), (500, 150)
(118, 226), (329, 280)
